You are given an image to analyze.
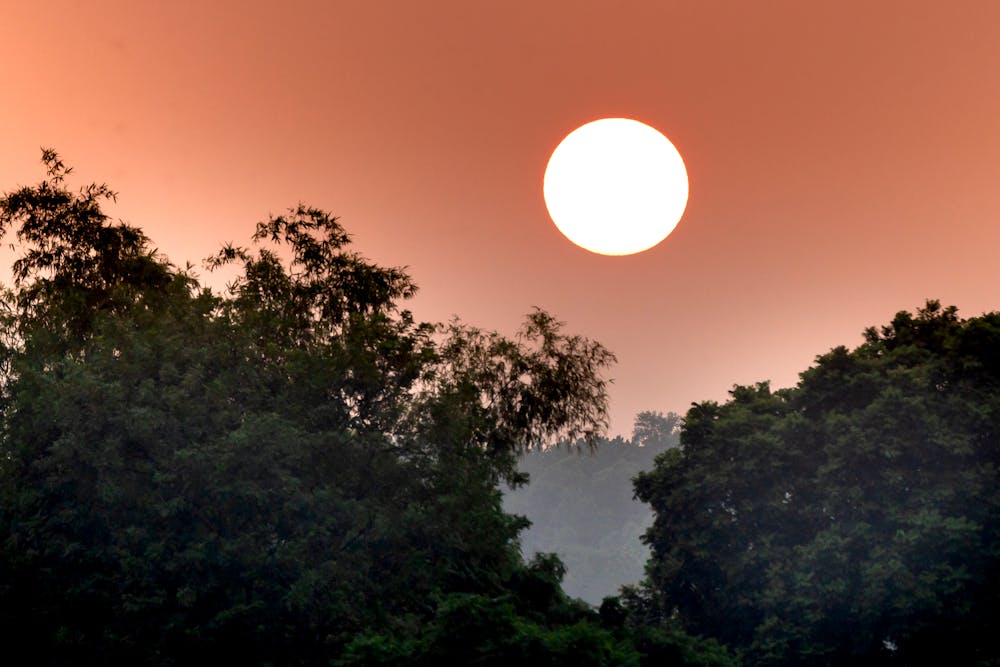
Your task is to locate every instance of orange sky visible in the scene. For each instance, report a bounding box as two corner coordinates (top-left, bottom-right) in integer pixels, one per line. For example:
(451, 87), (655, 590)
(4, 1), (1000, 435)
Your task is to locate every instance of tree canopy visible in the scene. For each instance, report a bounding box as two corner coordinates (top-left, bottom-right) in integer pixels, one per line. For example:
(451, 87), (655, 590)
(634, 301), (1000, 666)
(0, 151), (642, 665)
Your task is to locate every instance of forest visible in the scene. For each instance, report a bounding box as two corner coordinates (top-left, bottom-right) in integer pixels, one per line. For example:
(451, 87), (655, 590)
(1, 153), (998, 666)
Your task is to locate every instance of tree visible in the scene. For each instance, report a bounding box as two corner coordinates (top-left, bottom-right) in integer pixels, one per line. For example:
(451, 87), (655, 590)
(632, 411), (680, 448)
(0, 152), (619, 665)
(634, 301), (1000, 666)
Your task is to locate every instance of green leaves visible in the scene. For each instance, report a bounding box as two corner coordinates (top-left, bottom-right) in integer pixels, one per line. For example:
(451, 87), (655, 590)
(636, 301), (1000, 665)
(337, 592), (643, 667)
(0, 151), (620, 665)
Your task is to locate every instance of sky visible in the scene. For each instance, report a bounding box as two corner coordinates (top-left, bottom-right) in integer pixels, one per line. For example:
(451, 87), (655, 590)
(3, 1), (1000, 436)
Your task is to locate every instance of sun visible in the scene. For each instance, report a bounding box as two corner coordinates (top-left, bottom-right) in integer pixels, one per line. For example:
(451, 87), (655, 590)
(543, 118), (689, 256)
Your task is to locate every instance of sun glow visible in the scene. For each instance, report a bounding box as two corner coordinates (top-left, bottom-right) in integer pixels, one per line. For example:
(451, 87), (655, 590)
(543, 118), (688, 256)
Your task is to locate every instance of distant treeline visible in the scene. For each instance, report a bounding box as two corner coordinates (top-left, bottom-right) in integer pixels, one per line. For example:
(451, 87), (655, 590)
(505, 412), (679, 605)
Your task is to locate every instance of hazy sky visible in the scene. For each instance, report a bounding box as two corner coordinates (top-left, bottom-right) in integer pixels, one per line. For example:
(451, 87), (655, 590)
(4, 1), (1000, 435)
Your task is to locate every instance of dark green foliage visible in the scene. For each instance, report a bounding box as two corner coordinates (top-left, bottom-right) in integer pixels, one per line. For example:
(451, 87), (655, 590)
(336, 591), (641, 667)
(635, 301), (1000, 666)
(0, 149), (172, 352)
(0, 152), (630, 665)
(628, 627), (739, 667)
(504, 412), (679, 604)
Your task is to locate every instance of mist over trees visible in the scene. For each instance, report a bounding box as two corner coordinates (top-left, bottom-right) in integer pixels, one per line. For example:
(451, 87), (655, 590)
(504, 411), (679, 604)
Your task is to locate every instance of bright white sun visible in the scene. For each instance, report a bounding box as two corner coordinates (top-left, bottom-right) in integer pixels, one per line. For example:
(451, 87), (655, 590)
(543, 118), (689, 256)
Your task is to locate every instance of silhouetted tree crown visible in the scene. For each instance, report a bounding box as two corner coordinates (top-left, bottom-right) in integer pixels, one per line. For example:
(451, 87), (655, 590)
(634, 300), (1000, 666)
